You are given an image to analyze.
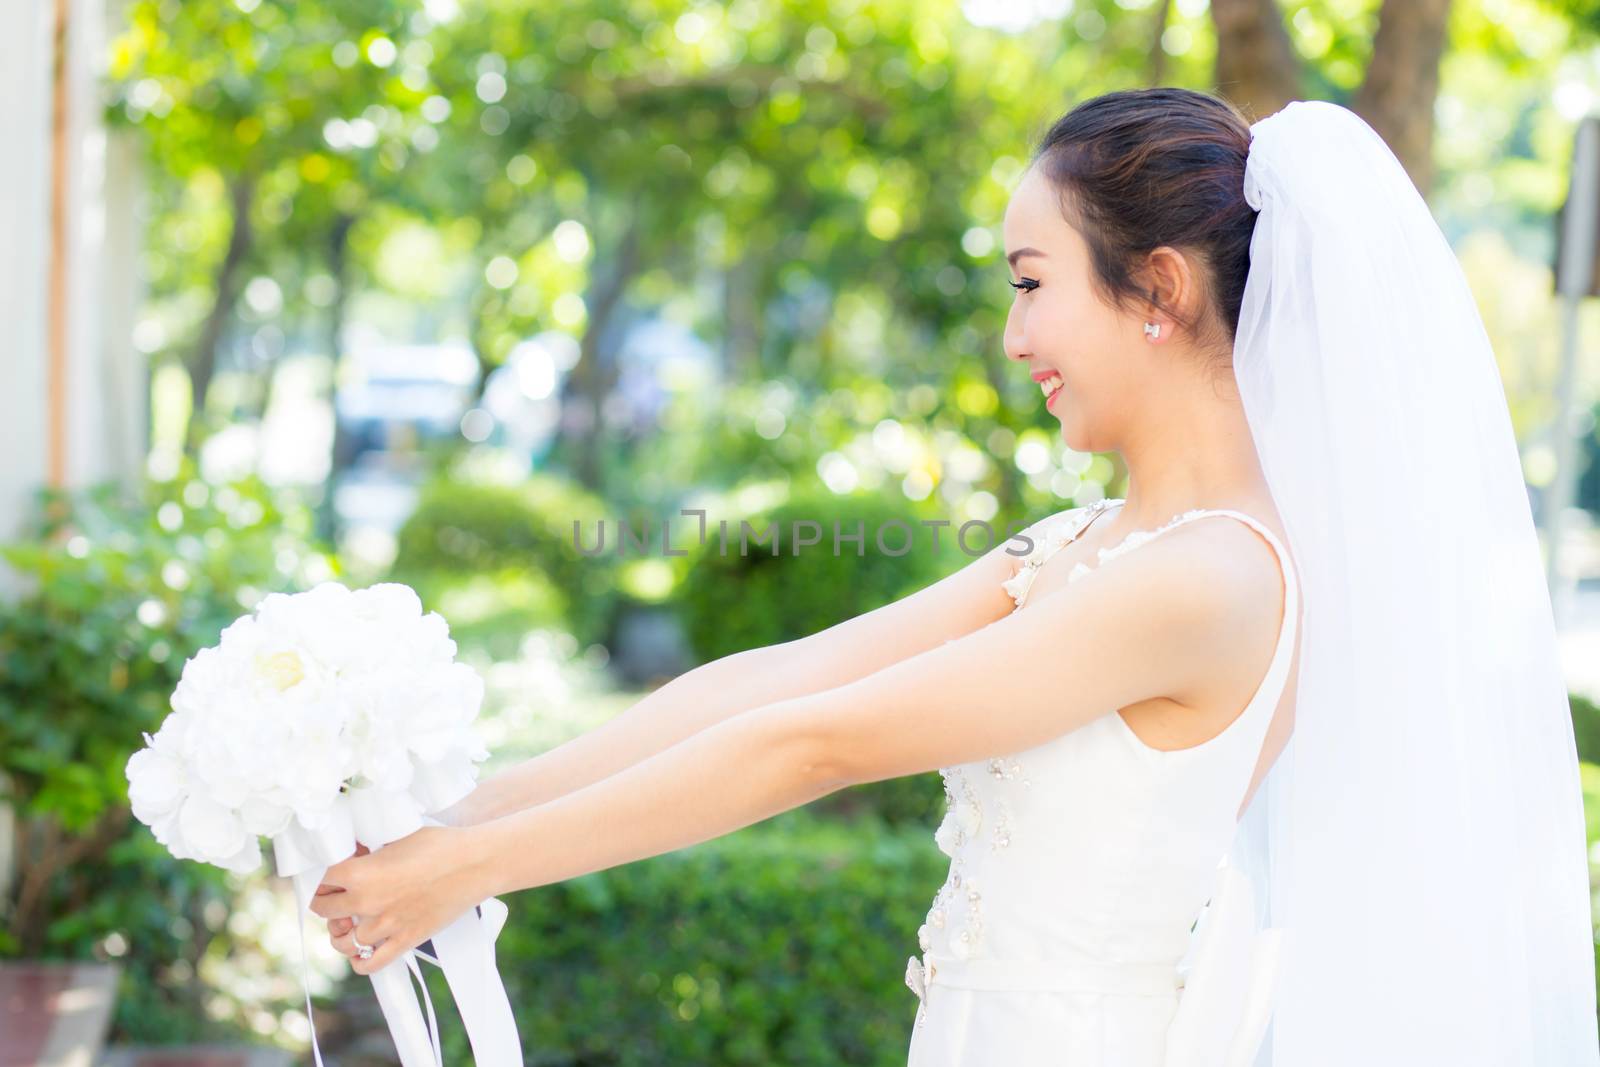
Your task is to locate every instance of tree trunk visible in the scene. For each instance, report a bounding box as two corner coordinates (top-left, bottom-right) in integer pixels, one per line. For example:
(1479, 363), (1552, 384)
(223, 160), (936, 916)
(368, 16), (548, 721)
(9, 806), (128, 955)
(1210, 0), (1302, 121)
(555, 220), (643, 491)
(1352, 0), (1453, 197)
(1149, 0), (1173, 87)
(185, 173), (255, 454)
(319, 213), (357, 545)
(1211, 0), (1451, 197)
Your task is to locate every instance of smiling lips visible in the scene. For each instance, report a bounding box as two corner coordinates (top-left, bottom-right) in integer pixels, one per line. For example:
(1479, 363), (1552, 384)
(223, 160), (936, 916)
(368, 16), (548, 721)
(1031, 368), (1064, 409)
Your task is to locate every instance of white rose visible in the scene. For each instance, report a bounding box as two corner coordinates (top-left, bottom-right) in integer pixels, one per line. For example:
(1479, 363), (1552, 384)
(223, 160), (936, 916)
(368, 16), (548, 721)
(125, 711), (197, 821)
(125, 745), (187, 822)
(214, 833), (264, 874)
(236, 795), (294, 837)
(177, 792), (250, 863)
(351, 583), (423, 623)
(257, 583), (364, 673)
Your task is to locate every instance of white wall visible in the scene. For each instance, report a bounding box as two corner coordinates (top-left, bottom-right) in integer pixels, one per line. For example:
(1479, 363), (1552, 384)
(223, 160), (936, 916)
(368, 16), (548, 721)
(0, 0), (144, 598)
(0, 3), (54, 557)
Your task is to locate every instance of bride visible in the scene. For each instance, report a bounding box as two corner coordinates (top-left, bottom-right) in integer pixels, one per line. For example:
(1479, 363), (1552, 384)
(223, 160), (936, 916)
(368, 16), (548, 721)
(310, 89), (1599, 1065)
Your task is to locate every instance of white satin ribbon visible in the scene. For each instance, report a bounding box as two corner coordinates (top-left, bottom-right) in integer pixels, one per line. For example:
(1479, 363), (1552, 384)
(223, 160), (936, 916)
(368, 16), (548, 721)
(272, 785), (524, 1066)
(1164, 853), (1284, 1067)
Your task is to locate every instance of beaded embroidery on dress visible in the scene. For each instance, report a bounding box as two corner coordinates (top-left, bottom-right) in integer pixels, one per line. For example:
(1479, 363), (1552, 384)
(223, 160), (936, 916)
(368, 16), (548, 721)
(903, 498), (1299, 1067)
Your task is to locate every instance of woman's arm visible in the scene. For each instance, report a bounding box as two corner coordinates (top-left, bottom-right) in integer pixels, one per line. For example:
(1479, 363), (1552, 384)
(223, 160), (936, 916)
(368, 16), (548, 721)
(437, 523), (1041, 827)
(457, 519), (1274, 894)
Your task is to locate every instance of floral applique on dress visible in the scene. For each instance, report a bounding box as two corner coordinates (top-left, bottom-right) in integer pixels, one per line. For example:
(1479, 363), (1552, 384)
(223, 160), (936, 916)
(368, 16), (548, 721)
(1002, 498), (1121, 610)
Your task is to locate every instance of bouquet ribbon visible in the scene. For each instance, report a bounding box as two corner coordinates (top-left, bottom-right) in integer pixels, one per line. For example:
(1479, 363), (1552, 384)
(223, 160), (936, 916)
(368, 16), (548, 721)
(273, 785), (523, 1067)
(1162, 851), (1284, 1067)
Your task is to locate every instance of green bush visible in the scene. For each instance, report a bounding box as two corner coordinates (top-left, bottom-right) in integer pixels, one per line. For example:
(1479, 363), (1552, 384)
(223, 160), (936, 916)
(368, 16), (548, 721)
(1572, 692), (1600, 764)
(0, 459), (339, 1044)
(390, 474), (620, 651)
(808, 775), (946, 829)
(426, 808), (946, 1067)
(673, 483), (972, 664)
(1570, 690), (1600, 1024)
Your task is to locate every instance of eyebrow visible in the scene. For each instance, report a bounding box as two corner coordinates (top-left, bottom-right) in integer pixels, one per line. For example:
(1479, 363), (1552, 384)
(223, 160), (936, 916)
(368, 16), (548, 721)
(1005, 247), (1048, 268)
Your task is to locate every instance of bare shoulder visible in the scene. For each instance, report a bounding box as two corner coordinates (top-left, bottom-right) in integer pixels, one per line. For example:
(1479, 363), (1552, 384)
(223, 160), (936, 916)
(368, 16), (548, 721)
(1120, 512), (1290, 623)
(1072, 513), (1292, 698)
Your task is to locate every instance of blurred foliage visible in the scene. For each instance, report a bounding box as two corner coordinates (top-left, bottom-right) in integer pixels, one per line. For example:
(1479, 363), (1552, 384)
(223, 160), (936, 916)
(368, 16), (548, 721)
(0, 457), (339, 1042)
(102, 0), (1600, 529)
(97, 0), (1125, 514)
(421, 807), (946, 1067)
(673, 481), (979, 663)
(104, 0), (1600, 504)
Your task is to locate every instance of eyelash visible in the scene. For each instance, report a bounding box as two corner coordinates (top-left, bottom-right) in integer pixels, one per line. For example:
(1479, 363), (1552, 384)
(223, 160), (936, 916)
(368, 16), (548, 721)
(1010, 277), (1039, 294)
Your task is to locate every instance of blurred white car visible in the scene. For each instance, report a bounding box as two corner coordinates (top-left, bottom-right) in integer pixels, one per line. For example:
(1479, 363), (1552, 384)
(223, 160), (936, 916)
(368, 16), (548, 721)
(334, 341), (481, 466)
(330, 342), (480, 565)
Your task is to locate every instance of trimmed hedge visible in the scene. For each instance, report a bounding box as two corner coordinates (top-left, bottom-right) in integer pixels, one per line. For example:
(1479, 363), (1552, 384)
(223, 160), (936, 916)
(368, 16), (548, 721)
(674, 485), (973, 664)
(391, 475), (620, 650)
(425, 807), (946, 1067)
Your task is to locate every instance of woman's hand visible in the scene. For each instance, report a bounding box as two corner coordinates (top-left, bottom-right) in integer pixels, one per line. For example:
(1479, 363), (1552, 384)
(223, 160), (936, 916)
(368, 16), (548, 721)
(310, 824), (491, 976)
(316, 842), (369, 961)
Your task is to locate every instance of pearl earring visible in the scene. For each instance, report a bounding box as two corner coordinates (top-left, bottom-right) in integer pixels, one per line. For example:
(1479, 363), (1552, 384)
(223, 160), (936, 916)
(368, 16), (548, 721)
(1143, 321), (1161, 339)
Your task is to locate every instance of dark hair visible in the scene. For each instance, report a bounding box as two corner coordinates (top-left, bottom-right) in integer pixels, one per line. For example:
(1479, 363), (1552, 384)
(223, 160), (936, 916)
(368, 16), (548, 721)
(1030, 87), (1257, 360)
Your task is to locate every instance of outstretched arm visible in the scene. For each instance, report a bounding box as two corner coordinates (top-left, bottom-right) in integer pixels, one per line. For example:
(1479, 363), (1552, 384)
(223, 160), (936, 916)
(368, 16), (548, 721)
(436, 521), (1039, 826)
(487, 524), (1255, 873)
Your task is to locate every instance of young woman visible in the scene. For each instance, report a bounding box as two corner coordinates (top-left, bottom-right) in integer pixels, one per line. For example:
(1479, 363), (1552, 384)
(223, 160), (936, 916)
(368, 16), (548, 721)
(312, 89), (1597, 1066)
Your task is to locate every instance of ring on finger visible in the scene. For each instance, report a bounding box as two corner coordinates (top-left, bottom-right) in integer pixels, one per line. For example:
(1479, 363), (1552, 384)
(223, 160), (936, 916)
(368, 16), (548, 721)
(350, 917), (376, 961)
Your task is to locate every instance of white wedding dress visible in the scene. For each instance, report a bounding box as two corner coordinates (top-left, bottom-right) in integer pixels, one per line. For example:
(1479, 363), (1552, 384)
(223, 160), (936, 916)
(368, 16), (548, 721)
(903, 497), (1299, 1066)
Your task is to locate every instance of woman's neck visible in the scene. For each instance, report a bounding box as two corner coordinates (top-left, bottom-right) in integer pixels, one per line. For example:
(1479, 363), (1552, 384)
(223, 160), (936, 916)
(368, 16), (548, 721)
(1107, 389), (1273, 533)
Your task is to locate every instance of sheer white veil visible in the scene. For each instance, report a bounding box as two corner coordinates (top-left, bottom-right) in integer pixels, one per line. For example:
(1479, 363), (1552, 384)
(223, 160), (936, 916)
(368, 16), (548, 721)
(1178, 100), (1598, 1065)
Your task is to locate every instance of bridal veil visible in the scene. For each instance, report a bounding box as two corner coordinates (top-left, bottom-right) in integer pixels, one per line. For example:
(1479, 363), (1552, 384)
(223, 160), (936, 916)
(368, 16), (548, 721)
(1210, 100), (1597, 1065)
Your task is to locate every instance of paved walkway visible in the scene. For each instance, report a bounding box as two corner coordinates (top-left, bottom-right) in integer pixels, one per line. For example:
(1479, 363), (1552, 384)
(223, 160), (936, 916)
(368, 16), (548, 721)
(96, 1047), (289, 1067)
(0, 961), (116, 1067)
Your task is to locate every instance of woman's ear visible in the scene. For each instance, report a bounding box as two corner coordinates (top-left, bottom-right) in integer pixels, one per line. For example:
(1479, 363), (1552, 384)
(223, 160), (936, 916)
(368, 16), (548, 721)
(1140, 246), (1196, 328)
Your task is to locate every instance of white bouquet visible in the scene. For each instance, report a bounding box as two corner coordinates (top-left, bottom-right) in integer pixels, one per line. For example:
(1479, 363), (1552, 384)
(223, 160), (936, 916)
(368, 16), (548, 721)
(125, 581), (522, 1067)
